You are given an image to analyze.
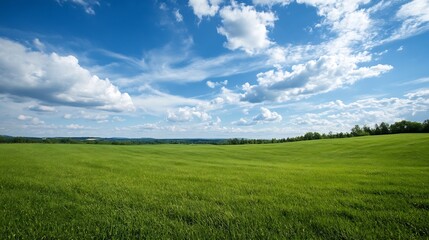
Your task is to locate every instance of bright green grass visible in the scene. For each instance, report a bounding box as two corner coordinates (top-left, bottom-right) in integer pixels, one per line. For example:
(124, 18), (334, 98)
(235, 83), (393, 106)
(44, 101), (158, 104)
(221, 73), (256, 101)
(1, 134), (428, 239)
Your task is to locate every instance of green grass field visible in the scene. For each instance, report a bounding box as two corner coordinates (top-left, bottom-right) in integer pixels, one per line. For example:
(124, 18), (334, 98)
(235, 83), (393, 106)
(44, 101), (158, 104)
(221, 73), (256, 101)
(1, 134), (428, 239)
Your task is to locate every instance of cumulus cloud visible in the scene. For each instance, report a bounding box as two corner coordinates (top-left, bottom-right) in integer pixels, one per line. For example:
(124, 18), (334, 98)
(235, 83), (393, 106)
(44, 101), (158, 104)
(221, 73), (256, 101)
(167, 106), (211, 122)
(266, 47), (287, 64)
(0, 38), (135, 112)
(188, 0), (222, 19)
(241, 54), (393, 103)
(253, 107), (282, 122)
(217, 86), (242, 105)
(233, 107), (281, 126)
(17, 115), (45, 125)
(217, 2), (277, 54)
(207, 81), (217, 88)
(232, 118), (257, 126)
(206, 80), (228, 88)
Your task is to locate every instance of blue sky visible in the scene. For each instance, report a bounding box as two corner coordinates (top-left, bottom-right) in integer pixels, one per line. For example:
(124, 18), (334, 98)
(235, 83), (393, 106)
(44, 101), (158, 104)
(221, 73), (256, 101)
(0, 0), (428, 138)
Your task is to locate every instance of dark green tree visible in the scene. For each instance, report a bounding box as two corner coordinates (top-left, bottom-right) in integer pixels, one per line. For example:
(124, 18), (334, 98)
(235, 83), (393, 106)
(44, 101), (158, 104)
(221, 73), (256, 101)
(379, 122), (390, 134)
(373, 124), (381, 135)
(423, 119), (429, 133)
(351, 125), (366, 136)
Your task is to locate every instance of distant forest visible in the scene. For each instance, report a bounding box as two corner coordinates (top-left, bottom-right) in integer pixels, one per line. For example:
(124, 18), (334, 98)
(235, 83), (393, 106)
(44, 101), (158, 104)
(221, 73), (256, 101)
(227, 119), (429, 145)
(1, 119), (428, 145)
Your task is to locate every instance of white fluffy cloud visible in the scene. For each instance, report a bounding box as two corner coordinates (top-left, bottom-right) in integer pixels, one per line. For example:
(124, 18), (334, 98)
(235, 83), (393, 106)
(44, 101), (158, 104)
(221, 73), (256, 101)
(266, 47), (287, 64)
(241, 54), (393, 103)
(207, 81), (217, 88)
(232, 118), (256, 126)
(0, 38), (135, 112)
(233, 107), (281, 126)
(206, 80), (228, 88)
(217, 2), (277, 54)
(253, 107), (282, 122)
(188, 0), (222, 19)
(17, 115), (45, 125)
(167, 106), (211, 122)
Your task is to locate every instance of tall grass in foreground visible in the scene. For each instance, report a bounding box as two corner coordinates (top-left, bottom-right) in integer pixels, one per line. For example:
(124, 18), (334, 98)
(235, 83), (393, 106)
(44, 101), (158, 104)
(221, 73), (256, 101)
(1, 134), (428, 239)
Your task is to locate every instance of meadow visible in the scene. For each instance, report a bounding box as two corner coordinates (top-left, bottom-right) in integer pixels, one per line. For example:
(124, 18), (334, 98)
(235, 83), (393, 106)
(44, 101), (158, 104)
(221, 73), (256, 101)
(0, 134), (428, 239)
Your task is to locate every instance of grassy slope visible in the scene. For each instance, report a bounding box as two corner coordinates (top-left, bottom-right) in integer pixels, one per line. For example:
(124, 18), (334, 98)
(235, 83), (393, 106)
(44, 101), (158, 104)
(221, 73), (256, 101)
(0, 134), (428, 239)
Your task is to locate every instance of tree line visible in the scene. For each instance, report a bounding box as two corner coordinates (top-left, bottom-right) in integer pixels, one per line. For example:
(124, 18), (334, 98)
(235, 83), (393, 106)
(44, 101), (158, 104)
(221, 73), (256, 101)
(225, 119), (429, 145)
(1, 119), (428, 145)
